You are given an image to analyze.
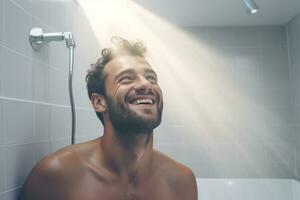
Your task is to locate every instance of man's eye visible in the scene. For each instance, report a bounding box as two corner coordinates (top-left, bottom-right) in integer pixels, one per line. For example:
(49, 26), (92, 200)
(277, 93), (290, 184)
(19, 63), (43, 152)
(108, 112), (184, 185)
(147, 76), (157, 83)
(120, 76), (133, 83)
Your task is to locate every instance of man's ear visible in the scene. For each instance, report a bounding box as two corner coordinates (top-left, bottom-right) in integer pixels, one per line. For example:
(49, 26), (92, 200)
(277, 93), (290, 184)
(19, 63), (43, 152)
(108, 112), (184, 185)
(90, 93), (107, 113)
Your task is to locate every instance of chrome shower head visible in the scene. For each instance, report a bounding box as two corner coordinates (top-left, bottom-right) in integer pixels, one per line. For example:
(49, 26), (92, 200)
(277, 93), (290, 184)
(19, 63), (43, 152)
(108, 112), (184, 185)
(29, 27), (76, 51)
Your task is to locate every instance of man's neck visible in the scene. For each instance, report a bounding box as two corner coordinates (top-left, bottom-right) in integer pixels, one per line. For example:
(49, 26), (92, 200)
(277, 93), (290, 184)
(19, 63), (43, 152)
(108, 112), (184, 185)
(100, 123), (154, 182)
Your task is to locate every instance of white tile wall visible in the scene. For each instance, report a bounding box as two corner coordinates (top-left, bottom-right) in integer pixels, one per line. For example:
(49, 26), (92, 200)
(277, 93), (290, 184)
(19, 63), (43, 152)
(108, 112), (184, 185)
(3, 48), (33, 100)
(4, 0), (32, 57)
(0, 46), (3, 96)
(32, 60), (49, 102)
(5, 187), (22, 200)
(49, 105), (71, 140)
(34, 104), (50, 142)
(49, 67), (69, 105)
(34, 141), (51, 162)
(0, 99), (4, 145)
(0, 146), (5, 194)
(0, 0), (4, 46)
(261, 46), (290, 90)
(5, 143), (34, 189)
(196, 179), (298, 200)
(1, 0), (101, 198)
(231, 26), (262, 48)
(10, 0), (32, 13)
(4, 100), (34, 144)
(260, 26), (287, 47)
(287, 13), (300, 179)
(75, 109), (102, 136)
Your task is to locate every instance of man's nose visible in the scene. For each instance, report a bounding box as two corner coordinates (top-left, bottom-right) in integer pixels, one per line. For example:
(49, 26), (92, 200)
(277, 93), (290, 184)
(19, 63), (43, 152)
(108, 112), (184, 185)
(134, 75), (152, 92)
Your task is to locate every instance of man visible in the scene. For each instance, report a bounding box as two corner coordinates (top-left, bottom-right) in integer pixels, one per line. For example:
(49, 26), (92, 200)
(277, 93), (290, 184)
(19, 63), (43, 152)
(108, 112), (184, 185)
(20, 37), (197, 200)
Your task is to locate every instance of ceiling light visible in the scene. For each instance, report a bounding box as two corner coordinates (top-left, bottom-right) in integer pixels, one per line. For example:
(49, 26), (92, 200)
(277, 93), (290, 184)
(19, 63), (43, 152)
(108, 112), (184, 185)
(243, 0), (259, 14)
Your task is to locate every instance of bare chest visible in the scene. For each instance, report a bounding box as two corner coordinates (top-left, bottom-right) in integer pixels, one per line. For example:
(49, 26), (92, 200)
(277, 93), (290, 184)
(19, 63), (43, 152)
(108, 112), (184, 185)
(64, 175), (177, 200)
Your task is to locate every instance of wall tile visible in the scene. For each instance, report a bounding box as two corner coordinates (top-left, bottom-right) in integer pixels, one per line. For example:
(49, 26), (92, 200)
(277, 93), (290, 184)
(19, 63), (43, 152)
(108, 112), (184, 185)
(32, 60), (49, 102)
(239, 160), (294, 178)
(10, 0), (32, 13)
(294, 129), (300, 179)
(264, 142), (294, 164)
(184, 27), (208, 45)
(0, 46), (3, 96)
(0, 146), (5, 193)
(49, 106), (71, 140)
(31, 0), (50, 27)
(236, 142), (268, 164)
(43, 0), (69, 31)
(5, 143), (34, 189)
(73, 65), (92, 108)
(181, 160), (209, 178)
(262, 89), (291, 108)
(237, 124), (293, 144)
(156, 143), (187, 162)
(261, 47), (290, 90)
(231, 26), (262, 48)
(5, 187), (22, 200)
(4, 100), (34, 144)
(0, 100), (4, 145)
(0, 0), (4, 45)
(48, 42), (68, 72)
(76, 109), (101, 136)
(233, 48), (264, 88)
(51, 138), (71, 153)
(3, 48), (33, 100)
(234, 48), (262, 73)
(49, 67), (68, 105)
(34, 104), (49, 142)
(260, 26), (287, 47)
(34, 141), (51, 163)
(4, 0), (32, 57)
(155, 125), (187, 145)
(209, 161), (241, 178)
(206, 27), (233, 48)
(184, 143), (211, 162)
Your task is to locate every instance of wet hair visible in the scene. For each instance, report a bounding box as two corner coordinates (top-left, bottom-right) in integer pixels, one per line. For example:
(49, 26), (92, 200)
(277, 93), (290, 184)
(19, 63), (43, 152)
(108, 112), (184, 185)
(85, 36), (147, 125)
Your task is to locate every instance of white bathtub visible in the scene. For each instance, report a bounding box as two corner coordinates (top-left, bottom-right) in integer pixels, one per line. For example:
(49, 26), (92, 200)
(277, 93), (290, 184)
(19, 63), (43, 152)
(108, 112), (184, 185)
(196, 179), (300, 200)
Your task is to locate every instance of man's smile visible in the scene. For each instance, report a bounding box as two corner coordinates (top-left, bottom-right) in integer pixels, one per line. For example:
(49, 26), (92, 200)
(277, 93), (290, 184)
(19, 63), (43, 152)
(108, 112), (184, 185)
(128, 95), (155, 104)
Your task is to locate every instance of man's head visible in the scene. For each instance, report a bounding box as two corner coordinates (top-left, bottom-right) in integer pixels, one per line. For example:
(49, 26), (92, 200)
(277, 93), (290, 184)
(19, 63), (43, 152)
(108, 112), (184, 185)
(86, 37), (163, 135)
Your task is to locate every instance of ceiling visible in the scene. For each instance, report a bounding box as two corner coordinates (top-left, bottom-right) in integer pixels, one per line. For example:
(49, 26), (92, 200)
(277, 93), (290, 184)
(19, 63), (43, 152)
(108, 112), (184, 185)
(133, 0), (300, 27)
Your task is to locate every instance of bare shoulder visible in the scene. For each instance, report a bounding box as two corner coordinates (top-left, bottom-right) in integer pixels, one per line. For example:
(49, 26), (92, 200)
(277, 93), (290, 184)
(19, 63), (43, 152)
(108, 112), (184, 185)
(153, 149), (198, 200)
(20, 139), (97, 200)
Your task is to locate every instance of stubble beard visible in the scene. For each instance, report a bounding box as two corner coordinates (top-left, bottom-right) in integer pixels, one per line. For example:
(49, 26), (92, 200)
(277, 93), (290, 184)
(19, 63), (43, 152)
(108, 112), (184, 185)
(106, 95), (163, 137)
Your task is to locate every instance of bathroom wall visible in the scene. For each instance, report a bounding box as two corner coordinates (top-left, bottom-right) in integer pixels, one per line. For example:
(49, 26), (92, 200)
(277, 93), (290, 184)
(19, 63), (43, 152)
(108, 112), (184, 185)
(155, 25), (294, 179)
(287, 13), (300, 180)
(0, 0), (102, 199)
(0, 0), (297, 199)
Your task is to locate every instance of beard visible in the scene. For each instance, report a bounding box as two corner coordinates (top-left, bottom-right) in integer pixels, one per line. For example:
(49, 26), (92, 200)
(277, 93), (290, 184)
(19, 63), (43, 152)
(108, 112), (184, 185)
(105, 94), (163, 136)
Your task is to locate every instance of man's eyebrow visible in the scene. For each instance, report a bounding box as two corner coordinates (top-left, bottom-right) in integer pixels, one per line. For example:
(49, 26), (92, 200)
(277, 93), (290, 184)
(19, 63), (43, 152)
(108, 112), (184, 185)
(115, 69), (135, 81)
(144, 68), (157, 77)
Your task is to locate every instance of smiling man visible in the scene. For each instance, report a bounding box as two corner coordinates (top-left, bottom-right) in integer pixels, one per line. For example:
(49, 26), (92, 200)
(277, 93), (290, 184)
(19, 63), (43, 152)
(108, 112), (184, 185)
(20, 37), (197, 200)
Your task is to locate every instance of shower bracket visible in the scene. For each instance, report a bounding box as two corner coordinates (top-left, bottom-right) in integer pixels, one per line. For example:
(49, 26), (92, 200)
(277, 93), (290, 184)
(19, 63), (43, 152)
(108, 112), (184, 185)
(29, 27), (76, 51)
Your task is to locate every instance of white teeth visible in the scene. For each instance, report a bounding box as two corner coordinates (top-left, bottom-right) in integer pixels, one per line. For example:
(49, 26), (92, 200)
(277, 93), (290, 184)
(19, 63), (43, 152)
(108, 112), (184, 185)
(135, 99), (153, 105)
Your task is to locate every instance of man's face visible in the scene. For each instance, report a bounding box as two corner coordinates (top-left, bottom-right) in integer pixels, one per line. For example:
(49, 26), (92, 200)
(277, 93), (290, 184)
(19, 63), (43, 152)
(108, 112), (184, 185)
(103, 55), (163, 135)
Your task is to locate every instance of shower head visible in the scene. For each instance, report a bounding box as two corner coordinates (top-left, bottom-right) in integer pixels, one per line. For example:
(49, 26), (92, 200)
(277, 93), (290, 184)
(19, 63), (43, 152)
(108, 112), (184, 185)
(29, 27), (76, 51)
(242, 0), (259, 14)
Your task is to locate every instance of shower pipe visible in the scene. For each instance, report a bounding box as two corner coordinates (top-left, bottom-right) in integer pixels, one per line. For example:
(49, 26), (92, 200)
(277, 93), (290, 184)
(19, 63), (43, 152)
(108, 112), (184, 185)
(29, 27), (77, 145)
